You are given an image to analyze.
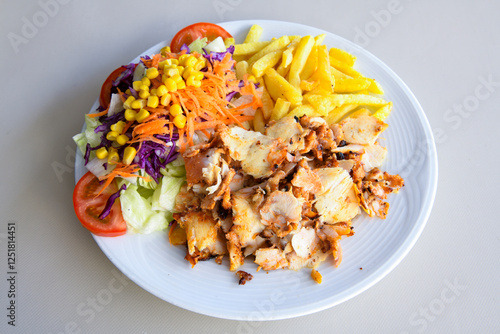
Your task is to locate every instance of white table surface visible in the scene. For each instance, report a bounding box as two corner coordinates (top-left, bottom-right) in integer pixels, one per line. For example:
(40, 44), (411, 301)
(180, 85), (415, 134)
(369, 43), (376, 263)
(1, 0), (499, 333)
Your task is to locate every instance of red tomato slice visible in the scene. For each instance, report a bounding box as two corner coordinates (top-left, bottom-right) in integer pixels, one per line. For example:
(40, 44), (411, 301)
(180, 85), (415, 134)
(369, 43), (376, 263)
(170, 22), (232, 53)
(99, 66), (126, 109)
(73, 171), (127, 237)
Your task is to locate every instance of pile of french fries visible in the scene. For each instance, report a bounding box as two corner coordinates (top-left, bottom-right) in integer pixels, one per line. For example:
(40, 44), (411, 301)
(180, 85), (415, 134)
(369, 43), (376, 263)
(232, 25), (393, 133)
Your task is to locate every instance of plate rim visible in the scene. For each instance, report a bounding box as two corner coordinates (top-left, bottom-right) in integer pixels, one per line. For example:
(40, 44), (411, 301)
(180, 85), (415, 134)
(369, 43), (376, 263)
(76, 19), (438, 321)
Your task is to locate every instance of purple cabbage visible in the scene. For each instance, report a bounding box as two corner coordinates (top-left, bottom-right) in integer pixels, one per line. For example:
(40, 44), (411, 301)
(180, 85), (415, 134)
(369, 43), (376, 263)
(84, 143), (91, 165)
(203, 45), (235, 63)
(99, 184), (127, 219)
(135, 137), (178, 183)
(112, 63), (136, 88)
(180, 44), (190, 53)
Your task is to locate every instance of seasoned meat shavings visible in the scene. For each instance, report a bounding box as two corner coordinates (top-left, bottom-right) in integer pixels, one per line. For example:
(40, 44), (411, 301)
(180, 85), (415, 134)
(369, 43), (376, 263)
(169, 115), (404, 282)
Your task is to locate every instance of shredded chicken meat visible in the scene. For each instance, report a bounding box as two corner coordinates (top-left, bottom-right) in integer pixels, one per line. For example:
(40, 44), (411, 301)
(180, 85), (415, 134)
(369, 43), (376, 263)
(171, 115), (404, 278)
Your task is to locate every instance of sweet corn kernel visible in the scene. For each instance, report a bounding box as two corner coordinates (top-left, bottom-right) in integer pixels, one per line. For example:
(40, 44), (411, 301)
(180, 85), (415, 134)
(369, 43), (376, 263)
(178, 54), (189, 65)
(132, 81), (143, 91)
(95, 147), (108, 159)
(125, 89), (132, 95)
(123, 96), (136, 109)
(192, 80), (201, 88)
(160, 46), (171, 55)
(171, 59), (179, 65)
(122, 146), (137, 165)
(164, 78), (177, 92)
(150, 88), (157, 96)
(156, 85), (168, 96)
(139, 84), (149, 92)
(158, 61), (167, 70)
(186, 75), (197, 87)
(176, 80), (186, 90)
(147, 95), (159, 108)
(184, 56), (197, 68)
(194, 58), (206, 71)
(169, 103), (182, 117)
(106, 131), (119, 141)
(247, 75), (256, 83)
(182, 66), (193, 80)
(131, 99), (147, 109)
(146, 67), (159, 79)
(141, 77), (151, 87)
(173, 114), (187, 128)
(136, 108), (150, 122)
(165, 67), (179, 77)
(110, 121), (126, 133)
(107, 151), (120, 164)
(139, 89), (150, 99)
(171, 74), (183, 84)
(176, 66), (185, 76)
(116, 134), (129, 146)
(160, 93), (171, 106)
(124, 109), (137, 121)
(194, 71), (204, 81)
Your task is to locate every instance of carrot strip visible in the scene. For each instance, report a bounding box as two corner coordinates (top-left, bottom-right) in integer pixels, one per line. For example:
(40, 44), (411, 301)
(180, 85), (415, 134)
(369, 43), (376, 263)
(87, 108), (109, 118)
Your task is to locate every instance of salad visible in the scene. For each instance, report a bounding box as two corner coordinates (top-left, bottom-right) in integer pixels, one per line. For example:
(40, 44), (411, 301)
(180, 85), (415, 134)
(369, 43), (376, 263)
(73, 23), (260, 236)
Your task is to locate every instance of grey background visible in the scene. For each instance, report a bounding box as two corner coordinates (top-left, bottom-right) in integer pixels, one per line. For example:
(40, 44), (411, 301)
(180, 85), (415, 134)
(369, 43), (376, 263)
(0, 0), (498, 333)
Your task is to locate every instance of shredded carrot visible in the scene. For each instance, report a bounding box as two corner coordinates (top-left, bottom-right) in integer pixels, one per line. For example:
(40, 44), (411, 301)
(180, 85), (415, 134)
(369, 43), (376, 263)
(116, 88), (127, 102)
(88, 107), (109, 118)
(95, 163), (149, 197)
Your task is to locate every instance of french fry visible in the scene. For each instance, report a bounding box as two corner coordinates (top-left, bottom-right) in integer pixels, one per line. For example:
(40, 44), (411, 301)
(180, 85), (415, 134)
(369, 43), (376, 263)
(248, 36), (291, 65)
(329, 56), (363, 78)
(271, 97), (291, 121)
(347, 107), (371, 118)
(288, 35), (315, 89)
(300, 80), (318, 91)
(263, 68), (303, 106)
(235, 60), (249, 80)
(326, 93), (387, 108)
(367, 79), (384, 94)
(372, 102), (392, 121)
(324, 104), (358, 125)
(244, 24), (263, 43)
(251, 51), (283, 78)
(300, 44), (318, 80)
(224, 38), (235, 48)
(234, 41), (271, 56)
(334, 77), (371, 93)
(315, 45), (334, 93)
(285, 104), (316, 118)
(331, 66), (351, 80)
(276, 39), (300, 77)
(304, 93), (334, 116)
(329, 47), (356, 67)
(260, 88), (274, 120)
(253, 109), (266, 134)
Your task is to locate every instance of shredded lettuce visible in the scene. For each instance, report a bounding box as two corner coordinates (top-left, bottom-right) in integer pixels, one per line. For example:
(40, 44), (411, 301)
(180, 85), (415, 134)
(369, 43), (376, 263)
(188, 37), (208, 54)
(73, 114), (103, 159)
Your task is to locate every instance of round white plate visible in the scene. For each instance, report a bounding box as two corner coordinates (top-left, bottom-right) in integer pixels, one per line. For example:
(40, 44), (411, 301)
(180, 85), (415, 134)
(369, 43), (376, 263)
(75, 20), (438, 321)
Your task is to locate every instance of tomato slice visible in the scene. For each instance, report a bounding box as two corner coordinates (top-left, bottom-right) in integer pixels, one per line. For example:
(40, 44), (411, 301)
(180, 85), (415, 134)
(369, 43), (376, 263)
(170, 22), (232, 53)
(73, 172), (127, 237)
(99, 66), (126, 109)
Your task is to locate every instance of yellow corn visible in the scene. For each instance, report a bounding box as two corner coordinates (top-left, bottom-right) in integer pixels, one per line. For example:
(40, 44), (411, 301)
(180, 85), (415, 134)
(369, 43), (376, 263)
(177, 80), (186, 90)
(147, 95), (159, 108)
(194, 58), (206, 71)
(122, 146), (137, 165)
(164, 78), (177, 92)
(131, 99), (147, 109)
(171, 59), (179, 65)
(248, 75), (256, 83)
(132, 81), (143, 91)
(125, 89), (132, 95)
(141, 77), (151, 87)
(160, 46), (171, 55)
(176, 66), (185, 76)
(178, 54), (189, 65)
(150, 88), (157, 96)
(186, 75), (198, 87)
(192, 80), (201, 88)
(95, 147), (108, 159)
(107, 151), (119, 164)
(171, 74), (183, 84)
(106, 131), (119, 141)
(160, 93), (171, 106)
(139, 89), (150, 99)
(146, 67), (159, 79)
(173, 114), (187, 128)
(136, 108), (150, 122)
(194, 71), (204, 81)
(123, 96), (135, 109)
(182, 66), (193, 80)
(184, 56), (197, 68)
(110, 121), (126, 133)
(124, 109), (137, 121)
(116, 134), (129, 146)
(156, 85), (168, 96)
(170, 103), (182, 117)
(165, 67), (179, 77)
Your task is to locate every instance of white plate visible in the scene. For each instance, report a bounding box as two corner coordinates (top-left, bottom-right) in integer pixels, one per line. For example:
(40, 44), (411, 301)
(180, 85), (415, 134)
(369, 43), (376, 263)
(75, 20), (438, 321)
